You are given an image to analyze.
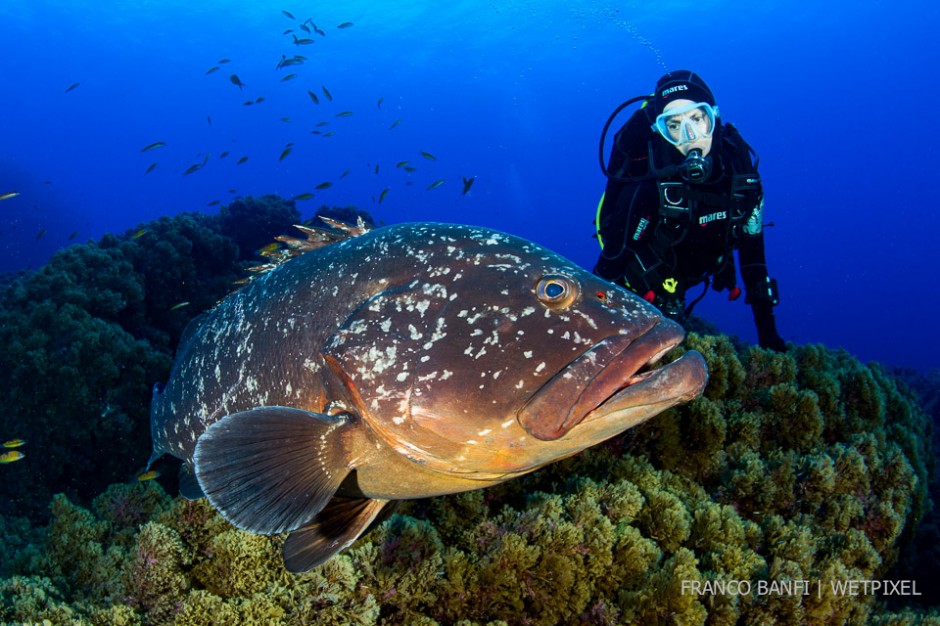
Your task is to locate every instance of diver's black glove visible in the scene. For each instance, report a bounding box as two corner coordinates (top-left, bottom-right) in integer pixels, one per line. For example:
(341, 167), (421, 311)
(752, 301), (786, 352)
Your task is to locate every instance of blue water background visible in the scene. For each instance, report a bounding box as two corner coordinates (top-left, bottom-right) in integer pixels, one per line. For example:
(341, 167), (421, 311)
(0, 1), (937, 371)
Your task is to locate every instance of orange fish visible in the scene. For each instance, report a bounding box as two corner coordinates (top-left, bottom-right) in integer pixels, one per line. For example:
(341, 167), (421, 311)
(0, 451), (24, 464)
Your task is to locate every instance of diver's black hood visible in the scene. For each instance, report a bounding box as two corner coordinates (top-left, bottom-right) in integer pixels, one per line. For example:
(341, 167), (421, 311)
(652, 70), (716, 116)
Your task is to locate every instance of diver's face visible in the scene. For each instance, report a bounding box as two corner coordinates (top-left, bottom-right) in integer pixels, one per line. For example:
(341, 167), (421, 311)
(661, 99), (714, 157)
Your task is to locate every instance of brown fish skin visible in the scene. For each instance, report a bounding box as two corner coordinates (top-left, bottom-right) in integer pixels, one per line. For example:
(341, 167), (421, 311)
(149, 222), (706, 572)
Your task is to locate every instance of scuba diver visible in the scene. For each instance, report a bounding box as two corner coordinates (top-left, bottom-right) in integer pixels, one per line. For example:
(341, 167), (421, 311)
(594, 69), (785, 351)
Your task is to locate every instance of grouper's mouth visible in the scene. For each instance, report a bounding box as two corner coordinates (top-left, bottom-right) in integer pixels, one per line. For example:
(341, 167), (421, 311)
(517, 319), (708, 441)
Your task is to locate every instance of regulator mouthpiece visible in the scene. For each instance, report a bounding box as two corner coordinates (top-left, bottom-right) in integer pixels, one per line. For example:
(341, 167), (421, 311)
(681, 149), (711, 182)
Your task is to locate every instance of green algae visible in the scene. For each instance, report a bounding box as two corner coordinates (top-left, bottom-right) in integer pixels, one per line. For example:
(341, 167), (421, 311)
(1, 329), (935, 626)
(0, 205), (936, 624)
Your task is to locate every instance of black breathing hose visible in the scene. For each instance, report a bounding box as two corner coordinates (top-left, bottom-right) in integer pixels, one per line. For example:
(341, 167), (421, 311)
(598, 95), (650, 179)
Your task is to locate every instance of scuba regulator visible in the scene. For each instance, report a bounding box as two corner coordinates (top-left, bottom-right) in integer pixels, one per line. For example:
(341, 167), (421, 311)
(679, 149), (712, 183)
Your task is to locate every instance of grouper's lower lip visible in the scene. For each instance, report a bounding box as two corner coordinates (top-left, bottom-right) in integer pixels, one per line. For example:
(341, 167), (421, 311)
(584, 348), (708, 422)
(518, 319), (705, 441)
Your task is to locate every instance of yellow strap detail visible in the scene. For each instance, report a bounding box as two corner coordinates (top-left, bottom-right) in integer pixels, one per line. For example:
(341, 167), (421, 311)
(595, 192), (606, 250)
(662, 278), (678, 294)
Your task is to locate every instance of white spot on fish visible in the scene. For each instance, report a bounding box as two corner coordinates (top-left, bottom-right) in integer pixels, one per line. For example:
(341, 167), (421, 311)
(369, 345), (398, 374)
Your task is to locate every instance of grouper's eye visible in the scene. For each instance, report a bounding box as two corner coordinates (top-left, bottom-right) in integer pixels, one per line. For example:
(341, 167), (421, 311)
(535, 275), (580, 309)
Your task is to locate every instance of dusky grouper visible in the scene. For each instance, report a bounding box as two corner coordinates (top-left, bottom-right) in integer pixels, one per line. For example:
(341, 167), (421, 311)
(149, 221), (707, 571)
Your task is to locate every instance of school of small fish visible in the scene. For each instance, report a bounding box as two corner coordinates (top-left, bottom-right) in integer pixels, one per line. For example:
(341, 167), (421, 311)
(131, 10), (476, 209)
(1, 439), (25, 464)
(6, 9), (478, 247)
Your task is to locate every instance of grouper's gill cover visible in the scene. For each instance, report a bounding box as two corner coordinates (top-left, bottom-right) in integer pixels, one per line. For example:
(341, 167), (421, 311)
(149, 221), (708, 572)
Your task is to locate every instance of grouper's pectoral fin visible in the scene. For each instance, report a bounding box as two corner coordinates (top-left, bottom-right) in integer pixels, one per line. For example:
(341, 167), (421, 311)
(193, 406), (352, 535)
(283, 496), (393, 572)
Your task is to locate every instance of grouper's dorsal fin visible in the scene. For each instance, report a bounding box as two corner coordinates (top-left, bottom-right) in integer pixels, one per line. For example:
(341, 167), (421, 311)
(316, 215), (371, 238)
(277, 216), (370, 254)
(193, 406), (353, 535)
(283, 496), (391, 572)
(242, 217), (371, 278)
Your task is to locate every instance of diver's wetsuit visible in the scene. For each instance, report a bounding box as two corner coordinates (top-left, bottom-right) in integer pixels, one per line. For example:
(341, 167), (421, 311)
(594, 107), (784, 350)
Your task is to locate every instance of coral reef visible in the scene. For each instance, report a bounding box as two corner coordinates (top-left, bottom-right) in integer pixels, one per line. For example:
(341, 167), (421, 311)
(0, 197), (934, 623)
(881, 366), (940, 611)
(0, 332), (935, 625)
(0, 197), (316, 521)
(218, 195), (300, 261)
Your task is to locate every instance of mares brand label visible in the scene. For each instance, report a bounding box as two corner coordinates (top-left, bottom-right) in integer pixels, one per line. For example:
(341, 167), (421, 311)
(632, 217), (650, 241)
(698, 211), (727, 226)
(661, 85), (689, 97)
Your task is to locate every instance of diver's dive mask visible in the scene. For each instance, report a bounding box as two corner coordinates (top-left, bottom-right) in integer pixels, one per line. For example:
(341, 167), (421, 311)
(652, 102), (718, 147)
